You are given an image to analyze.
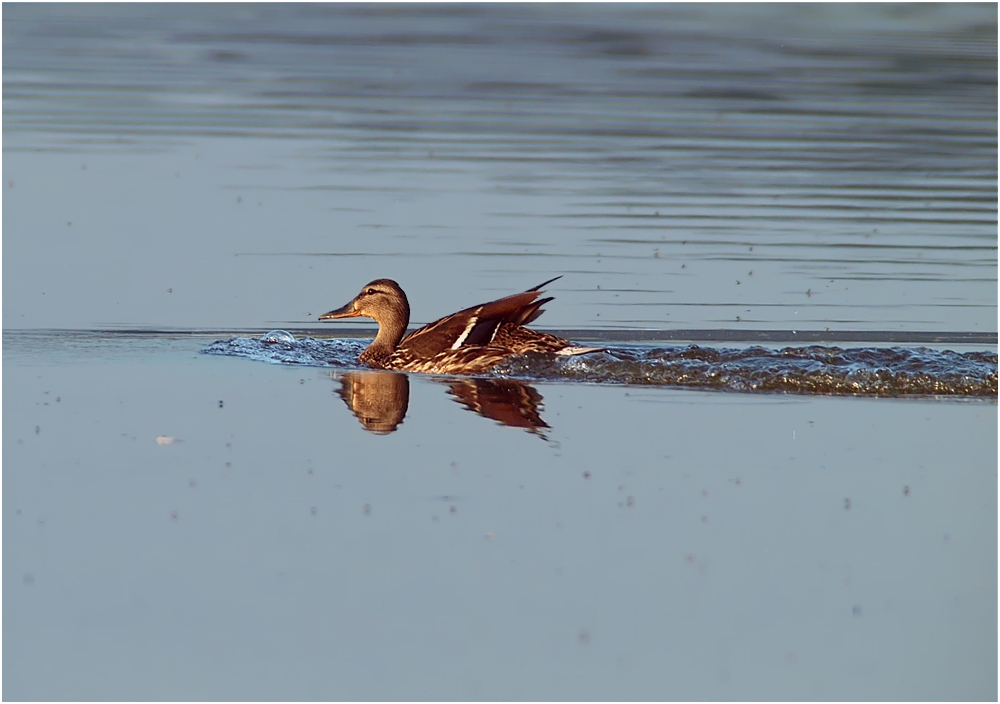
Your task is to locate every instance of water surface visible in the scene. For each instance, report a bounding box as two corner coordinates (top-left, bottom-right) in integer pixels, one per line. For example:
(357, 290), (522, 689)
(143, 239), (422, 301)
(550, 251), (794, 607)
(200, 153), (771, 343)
(204, 330), (998, 398)
(3, 4), (997, 701)
(3, 3), (996, 332)
(4, 331), (997, 700)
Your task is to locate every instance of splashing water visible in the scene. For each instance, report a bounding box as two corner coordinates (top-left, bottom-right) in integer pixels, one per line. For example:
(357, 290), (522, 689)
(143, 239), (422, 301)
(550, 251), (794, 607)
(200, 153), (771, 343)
(260, 329), (296, 344)
(206, 331), (366, 368)
(496, 346), (998, 397)
(202, 334), (997, 398)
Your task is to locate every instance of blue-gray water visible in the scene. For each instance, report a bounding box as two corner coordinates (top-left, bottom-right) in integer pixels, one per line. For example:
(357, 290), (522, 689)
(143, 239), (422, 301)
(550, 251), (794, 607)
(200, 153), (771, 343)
(3, 4), (997, 701)
(205, 331), (998, 397)
(3, 2), (996, 332)
(4, 330), (997, 701)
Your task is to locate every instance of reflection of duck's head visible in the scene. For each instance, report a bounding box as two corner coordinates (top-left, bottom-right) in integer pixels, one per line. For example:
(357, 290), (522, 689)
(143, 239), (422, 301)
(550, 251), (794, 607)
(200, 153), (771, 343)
(337, 370), (409, 434)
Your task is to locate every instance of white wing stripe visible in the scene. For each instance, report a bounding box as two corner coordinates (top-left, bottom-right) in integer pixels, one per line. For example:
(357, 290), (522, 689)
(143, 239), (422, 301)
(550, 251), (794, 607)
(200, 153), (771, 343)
(451, 307), (482, 350)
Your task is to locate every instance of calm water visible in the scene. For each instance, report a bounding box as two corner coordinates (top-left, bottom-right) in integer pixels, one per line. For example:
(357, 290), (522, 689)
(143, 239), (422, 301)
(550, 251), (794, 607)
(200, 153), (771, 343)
(4, 330), (998, 701)
(3, 4), (997, 701)
(3, 3), (996, 331)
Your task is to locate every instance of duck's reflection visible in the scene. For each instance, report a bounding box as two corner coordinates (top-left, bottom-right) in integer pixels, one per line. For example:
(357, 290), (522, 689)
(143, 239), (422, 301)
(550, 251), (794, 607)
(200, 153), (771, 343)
(337, 370), (409, 434)
(444, 378), (549, 434)
(335, 371), (549, 436)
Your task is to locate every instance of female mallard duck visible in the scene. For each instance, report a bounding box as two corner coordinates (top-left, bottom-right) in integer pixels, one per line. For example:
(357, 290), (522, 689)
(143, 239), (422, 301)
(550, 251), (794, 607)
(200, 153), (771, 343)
(319, 276), (599, 374)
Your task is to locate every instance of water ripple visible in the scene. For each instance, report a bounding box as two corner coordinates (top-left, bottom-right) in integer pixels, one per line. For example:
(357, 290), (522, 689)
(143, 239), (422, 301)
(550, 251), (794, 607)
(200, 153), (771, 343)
(204, 334), (366, 367)
(500, 345), (998, 397)
(203, 334), (997, 398)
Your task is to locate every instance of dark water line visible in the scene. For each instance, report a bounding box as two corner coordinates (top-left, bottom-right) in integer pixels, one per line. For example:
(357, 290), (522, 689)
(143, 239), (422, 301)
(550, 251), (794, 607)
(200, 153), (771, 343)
(529, 329), (1000, 345)
(5, 328), (997, 345)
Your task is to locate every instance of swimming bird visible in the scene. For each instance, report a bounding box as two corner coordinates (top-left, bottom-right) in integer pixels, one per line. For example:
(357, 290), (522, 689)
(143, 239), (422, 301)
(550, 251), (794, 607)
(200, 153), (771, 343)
(319, 276), (599, 374)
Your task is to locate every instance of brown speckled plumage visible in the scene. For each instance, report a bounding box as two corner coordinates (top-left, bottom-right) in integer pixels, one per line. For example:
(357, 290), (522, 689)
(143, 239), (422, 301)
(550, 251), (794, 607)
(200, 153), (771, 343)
(319, 277), (599, 374)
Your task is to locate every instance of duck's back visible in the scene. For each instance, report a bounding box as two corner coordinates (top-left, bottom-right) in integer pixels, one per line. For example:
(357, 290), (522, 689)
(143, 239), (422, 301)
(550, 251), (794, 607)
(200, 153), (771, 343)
(398, 287), (559, 359)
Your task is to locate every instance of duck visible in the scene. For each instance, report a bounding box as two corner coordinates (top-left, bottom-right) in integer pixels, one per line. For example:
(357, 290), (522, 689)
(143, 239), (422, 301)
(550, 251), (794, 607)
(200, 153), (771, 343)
(318, 276), (600, 374)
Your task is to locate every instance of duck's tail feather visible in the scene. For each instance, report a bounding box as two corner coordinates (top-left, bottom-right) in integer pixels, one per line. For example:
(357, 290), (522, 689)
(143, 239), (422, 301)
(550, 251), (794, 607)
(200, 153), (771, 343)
(528, 275), (562, 292)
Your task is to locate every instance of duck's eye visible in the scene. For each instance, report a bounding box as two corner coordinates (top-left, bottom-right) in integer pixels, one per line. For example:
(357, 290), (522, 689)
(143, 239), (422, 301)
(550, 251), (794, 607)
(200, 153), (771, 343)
(366, 288), (377, 296)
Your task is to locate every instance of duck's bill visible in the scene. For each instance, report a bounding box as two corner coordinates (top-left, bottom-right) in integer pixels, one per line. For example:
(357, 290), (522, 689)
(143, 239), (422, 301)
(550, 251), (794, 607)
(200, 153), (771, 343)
(319, 303), (361, 320)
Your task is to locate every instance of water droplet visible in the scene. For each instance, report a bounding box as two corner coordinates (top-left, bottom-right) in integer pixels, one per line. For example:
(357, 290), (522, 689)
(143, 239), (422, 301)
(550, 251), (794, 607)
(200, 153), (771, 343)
(261, 330), (295, 344)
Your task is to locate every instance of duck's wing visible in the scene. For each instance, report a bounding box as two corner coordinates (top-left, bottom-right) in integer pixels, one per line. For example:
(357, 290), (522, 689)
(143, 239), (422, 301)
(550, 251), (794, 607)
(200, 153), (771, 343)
(399, 278), (561, 357)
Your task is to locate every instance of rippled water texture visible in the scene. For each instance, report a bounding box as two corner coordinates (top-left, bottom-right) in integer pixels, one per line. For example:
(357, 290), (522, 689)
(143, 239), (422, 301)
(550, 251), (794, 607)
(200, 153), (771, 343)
(3, 4), (997, 332)
(4, 6), (998, 700)
(205, 333), (998, 397)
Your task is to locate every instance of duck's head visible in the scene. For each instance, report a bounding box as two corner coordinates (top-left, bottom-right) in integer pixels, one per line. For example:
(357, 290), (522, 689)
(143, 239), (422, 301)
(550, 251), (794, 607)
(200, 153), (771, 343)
(319, 279), (410, 330)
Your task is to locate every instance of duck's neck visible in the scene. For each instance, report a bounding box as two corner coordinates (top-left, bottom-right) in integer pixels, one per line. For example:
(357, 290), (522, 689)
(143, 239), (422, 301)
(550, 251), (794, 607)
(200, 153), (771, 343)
(361, 305), (409, 367)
